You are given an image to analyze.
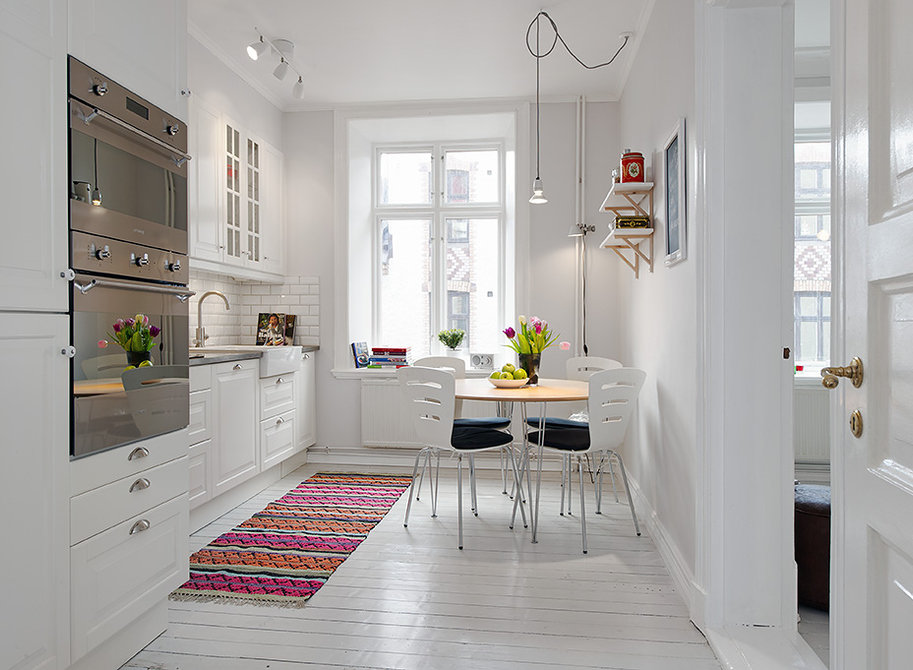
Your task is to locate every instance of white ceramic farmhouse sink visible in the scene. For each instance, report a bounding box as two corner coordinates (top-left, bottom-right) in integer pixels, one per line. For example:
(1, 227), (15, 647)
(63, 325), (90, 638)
(190, 345), (302, 377)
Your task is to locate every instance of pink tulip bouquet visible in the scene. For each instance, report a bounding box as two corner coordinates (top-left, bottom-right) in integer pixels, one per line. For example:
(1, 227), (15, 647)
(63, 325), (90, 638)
(502, 315), (560, 354)
(107, 313), (161, 352)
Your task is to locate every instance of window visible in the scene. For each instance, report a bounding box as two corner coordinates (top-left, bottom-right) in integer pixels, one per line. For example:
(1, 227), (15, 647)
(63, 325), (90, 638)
(373, 145), (504, 358)
(794, 137), (832, 371)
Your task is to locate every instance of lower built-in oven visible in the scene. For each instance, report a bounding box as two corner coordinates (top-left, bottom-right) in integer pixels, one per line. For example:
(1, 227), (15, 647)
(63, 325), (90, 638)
(71, 258), (192, 459)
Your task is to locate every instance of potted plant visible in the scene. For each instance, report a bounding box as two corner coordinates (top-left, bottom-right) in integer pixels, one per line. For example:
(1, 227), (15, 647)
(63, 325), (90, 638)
(107, 313), (161, 368)
(437, 328), (466, 351)
(502, 315), (560, 386)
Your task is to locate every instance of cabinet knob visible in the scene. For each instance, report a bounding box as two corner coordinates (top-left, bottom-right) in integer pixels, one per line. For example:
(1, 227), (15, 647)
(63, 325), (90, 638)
(129, 519), (151, 535)
(303, 353), (310, 359)
(129, 477), (151, 493)
(276, 417), (285, 425)
(128, 447), (150, 461)
(233, 364), (243, 371)
(276, 377), (285, 384)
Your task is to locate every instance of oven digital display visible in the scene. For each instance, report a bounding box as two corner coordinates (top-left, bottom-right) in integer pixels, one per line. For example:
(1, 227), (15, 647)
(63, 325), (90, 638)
(125, 96), (149, 120)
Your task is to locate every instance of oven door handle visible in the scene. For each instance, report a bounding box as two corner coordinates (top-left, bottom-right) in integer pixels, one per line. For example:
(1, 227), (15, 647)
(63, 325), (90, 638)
(74, 276), (195, 302)
(77, 105), (193, 167)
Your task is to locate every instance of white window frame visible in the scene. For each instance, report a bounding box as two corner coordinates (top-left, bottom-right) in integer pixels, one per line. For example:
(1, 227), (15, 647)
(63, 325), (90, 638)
(371, 141), (507, 353)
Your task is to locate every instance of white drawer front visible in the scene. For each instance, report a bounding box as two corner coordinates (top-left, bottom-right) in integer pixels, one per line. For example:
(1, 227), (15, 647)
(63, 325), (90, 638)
(189, 364), (211, 392)
(70, 456), (188, 545)
(188, 439), (211, 509)
(70, 494), (189, 662)
(260, 373), (295, 419)
(260, 410), (296, 470)
(188, 388), (212, 445)
(71, 429), (188, 497)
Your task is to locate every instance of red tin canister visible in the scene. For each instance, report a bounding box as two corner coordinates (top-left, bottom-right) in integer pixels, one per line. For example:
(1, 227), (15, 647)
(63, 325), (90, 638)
(620, 150), (645, 183)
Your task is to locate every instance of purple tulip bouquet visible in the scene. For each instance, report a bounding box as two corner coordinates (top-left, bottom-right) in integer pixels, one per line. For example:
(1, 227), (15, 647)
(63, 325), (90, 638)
(502, 315), (560, 354)
(108, 314), (161, 352)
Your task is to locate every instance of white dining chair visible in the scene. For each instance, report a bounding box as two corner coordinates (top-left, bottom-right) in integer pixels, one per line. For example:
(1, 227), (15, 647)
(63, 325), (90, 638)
(399, 366), (525, 549)
(526, 367), (645, 554)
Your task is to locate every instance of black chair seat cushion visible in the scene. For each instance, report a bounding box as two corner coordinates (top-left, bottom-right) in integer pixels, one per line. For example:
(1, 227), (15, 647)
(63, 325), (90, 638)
(526, 427), (590, 452)
(525, 417), (588, 430)
(794, 484), (831, 611)
(454, 417), (511, 430)
(451, 426), (513, 450)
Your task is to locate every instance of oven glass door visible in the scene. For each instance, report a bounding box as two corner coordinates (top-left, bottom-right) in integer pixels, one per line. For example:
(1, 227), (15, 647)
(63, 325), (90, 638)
(72, 276), (189, 459)
(69, 100), (188, 253)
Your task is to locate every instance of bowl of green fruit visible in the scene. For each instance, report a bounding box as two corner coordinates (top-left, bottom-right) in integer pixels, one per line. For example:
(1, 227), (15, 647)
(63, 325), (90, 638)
(487, 363), (529, 388)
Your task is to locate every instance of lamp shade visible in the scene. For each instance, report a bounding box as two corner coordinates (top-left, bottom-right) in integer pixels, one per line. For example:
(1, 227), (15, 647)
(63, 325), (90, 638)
(292, 76), (305, 99)
(529, 177), (548, 204)
(247, 37), (268, 61)
(273, 58), (289, 80)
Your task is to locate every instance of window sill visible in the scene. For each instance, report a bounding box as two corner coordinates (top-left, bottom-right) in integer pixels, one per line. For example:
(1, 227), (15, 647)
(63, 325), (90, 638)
(794, 375), (826, 389)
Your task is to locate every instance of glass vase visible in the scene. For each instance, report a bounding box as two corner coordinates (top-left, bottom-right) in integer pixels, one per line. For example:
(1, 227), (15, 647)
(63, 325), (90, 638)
(126, 350), (152, 368)
(518, 352), (541, 386)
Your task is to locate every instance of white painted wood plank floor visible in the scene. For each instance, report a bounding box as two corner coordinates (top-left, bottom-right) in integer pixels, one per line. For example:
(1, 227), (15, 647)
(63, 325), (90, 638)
(124, 463), (720, 670)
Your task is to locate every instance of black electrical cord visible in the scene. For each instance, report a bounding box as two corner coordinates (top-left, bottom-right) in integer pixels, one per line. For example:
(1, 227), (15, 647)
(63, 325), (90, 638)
(526, 11), (630, 70)
(582, 239), (588, 356)
(535, 16), (541, 180)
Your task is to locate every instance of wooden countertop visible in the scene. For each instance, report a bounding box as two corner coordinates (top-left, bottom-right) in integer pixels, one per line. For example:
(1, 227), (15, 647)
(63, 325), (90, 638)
(455, 378), (588, 402)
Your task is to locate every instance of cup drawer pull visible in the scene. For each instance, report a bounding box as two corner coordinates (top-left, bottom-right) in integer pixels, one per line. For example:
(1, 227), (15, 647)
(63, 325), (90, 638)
(128, 446), (149, 461)
(276, 377), (285, 384)
(129, 519), (151, 535)
(233, 364), (243, 370)
(129, 477), (151, 493)
(276, 417), (285, 425)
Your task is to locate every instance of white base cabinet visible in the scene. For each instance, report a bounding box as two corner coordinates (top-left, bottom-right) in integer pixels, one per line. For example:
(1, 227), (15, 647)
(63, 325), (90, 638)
(211, 359), (259, 496)
(297, 351), (317, 449)
(0, 314), (70, 670)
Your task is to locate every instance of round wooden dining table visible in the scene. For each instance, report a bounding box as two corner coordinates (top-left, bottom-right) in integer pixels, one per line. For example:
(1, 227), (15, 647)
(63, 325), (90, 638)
(454, 377), (588, 542)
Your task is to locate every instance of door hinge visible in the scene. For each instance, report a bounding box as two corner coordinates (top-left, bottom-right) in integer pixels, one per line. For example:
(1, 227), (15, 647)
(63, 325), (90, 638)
(783, 347), (791, 360)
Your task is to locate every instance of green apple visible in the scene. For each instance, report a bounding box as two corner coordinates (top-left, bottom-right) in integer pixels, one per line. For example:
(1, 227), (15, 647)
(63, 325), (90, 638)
(489, 371), (501, 379)
(499, 372), (513, 379)
(512, 368), (528, 380)
(502, 363), (516, 373)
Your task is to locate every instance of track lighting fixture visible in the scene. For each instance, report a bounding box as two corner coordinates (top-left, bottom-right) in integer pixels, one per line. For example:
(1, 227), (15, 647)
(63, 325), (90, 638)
(246, 29), (306, 99)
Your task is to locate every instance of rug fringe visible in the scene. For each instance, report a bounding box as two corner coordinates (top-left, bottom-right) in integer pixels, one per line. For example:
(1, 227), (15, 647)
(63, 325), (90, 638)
(169, 591), (309, 608)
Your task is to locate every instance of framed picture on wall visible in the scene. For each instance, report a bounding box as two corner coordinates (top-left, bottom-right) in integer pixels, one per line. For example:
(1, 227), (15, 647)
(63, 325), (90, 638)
(663, 118), (687, 266)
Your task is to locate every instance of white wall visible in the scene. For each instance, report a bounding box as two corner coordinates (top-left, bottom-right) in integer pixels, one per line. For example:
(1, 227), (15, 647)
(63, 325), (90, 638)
(616, 0), (699, 579)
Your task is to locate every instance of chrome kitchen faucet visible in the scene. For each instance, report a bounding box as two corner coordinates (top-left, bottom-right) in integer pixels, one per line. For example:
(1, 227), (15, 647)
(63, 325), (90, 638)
(194, 290), (230, 346)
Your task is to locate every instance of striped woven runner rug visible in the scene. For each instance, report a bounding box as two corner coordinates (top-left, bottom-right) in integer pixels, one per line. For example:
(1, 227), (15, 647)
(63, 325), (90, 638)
(170, 472), (412, 607)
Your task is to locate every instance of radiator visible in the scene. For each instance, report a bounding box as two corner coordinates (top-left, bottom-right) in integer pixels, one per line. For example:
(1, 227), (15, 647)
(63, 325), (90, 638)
(794, 384), (830, 463)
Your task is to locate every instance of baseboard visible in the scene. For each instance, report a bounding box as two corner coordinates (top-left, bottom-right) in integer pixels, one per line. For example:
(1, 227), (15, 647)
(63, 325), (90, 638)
(67, 600), (167, 670)
(625, 473), (707, 627)
(705, 625), (827, 670)
(305, 444), (565, 472)
(794, 461), (830, 486)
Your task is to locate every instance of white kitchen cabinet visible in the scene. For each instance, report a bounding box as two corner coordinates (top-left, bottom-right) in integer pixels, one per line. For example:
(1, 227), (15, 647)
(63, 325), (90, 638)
(68, 0), (188, 121)
(211, 359), (259, 496)
(260, 411), (296, 470)
(297, 351), (317, 450)
(188, 115), (285, 281)
(0, 0), (69, 313)
(0, 314), (70, 670)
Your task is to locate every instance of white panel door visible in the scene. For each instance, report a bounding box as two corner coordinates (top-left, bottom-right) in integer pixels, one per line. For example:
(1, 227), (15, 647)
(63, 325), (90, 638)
(188, 99), (224, 263)
(211, 360), (258, 496)
(0, 314), (69, 670)
(68, 0), (188, 120)
(0, 0), (68, 313)
(836, 0), (913, 667)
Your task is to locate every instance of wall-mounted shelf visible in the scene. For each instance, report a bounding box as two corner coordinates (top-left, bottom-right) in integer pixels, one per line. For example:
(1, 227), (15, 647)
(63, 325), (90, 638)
(600, 228), (654, 278)
(600, 182), (655, 278)
(600, 181), (654, 218)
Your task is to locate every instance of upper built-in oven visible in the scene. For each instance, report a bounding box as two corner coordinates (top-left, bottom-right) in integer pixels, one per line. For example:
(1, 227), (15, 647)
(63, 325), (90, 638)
(68, 56), (189, 255)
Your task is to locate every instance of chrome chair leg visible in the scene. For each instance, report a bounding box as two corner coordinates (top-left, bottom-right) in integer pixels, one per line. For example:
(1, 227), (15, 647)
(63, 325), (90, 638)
(500, 448), (507, 494)
(567, 454), (573, 516)
(457, 454), (464, 550)
(578, 455), (588, 554)
(404, 447), (427, 527)
(469, 455), (479, 517)
(507, 446), (528, 529)
(415, 448), (431, 501)
(431, 450), (441, 517)
(608, 453), (620, 503)
(612, 450), (641, 536)
(559, 454), (567, 516)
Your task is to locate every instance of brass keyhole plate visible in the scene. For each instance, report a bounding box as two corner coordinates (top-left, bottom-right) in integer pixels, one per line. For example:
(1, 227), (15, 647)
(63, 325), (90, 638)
(850, 409), (863, 438)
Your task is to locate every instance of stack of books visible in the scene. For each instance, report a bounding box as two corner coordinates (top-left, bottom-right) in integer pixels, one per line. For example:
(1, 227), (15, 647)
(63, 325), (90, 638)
(367, 346), (413, 368)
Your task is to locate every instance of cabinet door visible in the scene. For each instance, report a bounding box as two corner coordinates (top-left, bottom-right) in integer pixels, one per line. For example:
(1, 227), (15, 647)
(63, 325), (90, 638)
(222, 119), (245, 268)
(188, 99), (223, 263)
(0, 314), (69, 670)
(211, 360), (258, 496)
(0, 0), (68, 313)
(68, 0), (188, 120)
(260, 411), (296, 470)
(297, 352), (317, 450)
(258, 139), (285, 275)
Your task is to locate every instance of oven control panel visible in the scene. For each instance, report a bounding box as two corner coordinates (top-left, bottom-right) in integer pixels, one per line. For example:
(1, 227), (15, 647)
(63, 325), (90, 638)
(71, 231), (188, 285)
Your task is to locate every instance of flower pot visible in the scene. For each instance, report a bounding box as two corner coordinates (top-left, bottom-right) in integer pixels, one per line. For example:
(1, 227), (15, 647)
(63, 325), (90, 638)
(126, 350), (152, 367)
(518, 353), (540, 386)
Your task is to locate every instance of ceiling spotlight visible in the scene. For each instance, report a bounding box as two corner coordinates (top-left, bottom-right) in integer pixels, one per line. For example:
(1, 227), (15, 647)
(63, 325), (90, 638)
(273, 57), (289, 80)
(247, 35), (267, 61)
(292, 76), (305, 99)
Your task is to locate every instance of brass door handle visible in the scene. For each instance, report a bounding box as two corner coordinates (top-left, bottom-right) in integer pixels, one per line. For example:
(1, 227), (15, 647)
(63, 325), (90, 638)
(821, 356), (863, 389)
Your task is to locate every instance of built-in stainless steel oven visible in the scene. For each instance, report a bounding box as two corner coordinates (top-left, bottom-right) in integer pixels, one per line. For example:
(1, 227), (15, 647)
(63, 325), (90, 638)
(68, 57), (192, 459)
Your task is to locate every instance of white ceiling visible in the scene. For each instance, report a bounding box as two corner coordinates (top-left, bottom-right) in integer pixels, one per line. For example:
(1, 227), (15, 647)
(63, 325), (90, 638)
(188, 0), (655, 111)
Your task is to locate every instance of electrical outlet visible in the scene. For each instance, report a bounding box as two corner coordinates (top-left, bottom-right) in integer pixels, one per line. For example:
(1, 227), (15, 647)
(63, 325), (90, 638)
(470, 353), (494, 370)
